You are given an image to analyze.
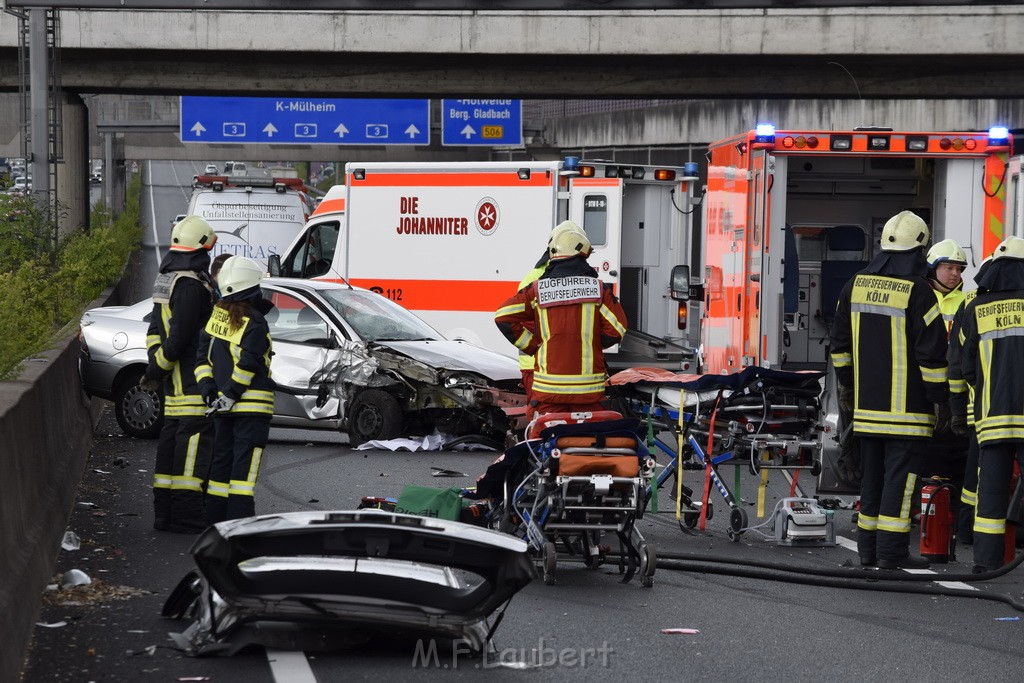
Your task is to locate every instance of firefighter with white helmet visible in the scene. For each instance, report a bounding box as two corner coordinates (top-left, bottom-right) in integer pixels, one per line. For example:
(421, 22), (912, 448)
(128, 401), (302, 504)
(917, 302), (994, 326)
(495, 220), (627, 416)
(830, 210), (949, 569)
(141, 215), (218, 532)
(195, 256), (276, 523)
(952, 236), (1024, 571)
(926, 238), (968, 331)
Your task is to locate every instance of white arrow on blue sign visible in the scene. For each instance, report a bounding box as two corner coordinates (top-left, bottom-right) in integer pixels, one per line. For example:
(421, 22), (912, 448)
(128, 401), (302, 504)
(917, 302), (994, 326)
(180, 96), (430, 145)
(441, 99), (522, 146)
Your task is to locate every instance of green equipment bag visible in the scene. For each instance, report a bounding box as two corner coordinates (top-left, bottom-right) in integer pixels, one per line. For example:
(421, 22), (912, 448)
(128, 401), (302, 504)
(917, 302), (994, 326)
(395, 485), (464, 521)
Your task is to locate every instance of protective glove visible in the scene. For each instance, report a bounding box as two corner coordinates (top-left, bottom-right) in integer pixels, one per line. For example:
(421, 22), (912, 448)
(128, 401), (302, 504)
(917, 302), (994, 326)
(934, 402), (952, 434)
(205, 395), (236, 416)
(950, 413), (968, 438)
(198, 380), (218, 407)
(838, 385), (855, 414)
(138, 375), (161, 393)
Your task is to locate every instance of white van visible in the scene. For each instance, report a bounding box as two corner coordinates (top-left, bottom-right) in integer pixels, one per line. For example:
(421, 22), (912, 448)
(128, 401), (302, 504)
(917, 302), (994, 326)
(187, 175), (313, 269)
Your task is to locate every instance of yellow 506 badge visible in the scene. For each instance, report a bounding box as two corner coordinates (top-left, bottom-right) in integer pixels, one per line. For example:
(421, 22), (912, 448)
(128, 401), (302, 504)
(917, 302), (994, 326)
(482, 126), (504, 139)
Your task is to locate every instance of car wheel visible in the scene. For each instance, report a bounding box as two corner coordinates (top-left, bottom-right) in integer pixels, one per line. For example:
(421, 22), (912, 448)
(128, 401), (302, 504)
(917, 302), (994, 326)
(348, 389), (402, 446)
(114, 368), (164, 439)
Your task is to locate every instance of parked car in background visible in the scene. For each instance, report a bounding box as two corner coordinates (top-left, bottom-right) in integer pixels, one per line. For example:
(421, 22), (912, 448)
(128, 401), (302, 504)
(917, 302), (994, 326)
(11, 176), (31, 193)
(170, 213), (187, 229)
(204, 163), (218, 174)
(77, 279), (525, 445)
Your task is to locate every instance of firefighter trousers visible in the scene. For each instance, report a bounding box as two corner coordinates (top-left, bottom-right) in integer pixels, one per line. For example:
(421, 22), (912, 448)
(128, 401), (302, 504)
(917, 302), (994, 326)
(958, 430), (980, 544)
(972, 443), (1024, 570)
(205, 414), (271, 525)
(857, 437), (919, 562)
(153, 415), (214, 532)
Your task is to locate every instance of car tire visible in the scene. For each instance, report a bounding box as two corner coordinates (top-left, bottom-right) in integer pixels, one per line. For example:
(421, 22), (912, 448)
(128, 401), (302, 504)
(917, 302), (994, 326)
(348, 389), (402, 447)
(114, 368), (164, 439)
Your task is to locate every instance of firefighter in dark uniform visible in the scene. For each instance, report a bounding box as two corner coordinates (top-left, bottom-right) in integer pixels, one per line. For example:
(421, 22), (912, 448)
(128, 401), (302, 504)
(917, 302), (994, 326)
(195, 256), (275, 523)
(140, 216), (217, 532)
(946, 256), (992, 545)
(951, 236), (1024, 571)
(494, 220), (628, 416)
(830, 211), (949, 569)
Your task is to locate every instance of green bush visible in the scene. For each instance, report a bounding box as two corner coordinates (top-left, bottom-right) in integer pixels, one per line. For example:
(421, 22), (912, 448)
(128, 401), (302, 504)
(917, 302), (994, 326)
(0, 177), (141, 379)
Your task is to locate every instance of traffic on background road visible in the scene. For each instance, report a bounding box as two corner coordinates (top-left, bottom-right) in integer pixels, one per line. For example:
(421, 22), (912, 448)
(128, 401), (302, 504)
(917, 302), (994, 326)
(21, 157), (1024, 681)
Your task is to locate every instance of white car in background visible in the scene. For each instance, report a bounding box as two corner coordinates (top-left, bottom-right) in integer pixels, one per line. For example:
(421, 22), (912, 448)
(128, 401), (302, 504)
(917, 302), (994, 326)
(77, 279), (525, 446)
(204, 164), (218, 174)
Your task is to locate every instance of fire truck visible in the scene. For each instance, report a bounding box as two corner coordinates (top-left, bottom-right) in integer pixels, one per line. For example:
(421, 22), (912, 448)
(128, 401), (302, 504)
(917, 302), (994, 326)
(272, 158), (703, 369)
(699, 124), (1013, 375)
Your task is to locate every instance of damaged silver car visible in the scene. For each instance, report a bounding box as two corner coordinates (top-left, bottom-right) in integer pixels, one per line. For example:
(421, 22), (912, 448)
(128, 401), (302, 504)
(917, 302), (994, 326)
(78, 278), (526, 445)
(162, 510), (535, 656)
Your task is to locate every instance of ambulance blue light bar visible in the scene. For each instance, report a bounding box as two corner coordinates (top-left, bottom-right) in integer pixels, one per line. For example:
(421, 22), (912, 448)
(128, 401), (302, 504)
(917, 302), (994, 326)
(989, 126), (1010, 146)
(754, 123), (776, 144)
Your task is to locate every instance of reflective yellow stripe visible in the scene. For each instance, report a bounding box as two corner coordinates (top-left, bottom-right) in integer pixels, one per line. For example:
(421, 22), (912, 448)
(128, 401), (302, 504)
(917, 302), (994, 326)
(974, 515), (1005, 535)
(857, 513), (878, 531)
(513, 329), (532, 351)
(877, 514), (911, 533)
(949, 378), (968, 393)
(923, 304), (941, 326)
(961, 487), (977, 506)
(831, 352), (852, 368)
(170, 476), (203, 492)
(155, 347), (173, 371)
(581, 304), (595, 374)
(207, 480), (230, 498)
(153, 474), (174, 489)
(195, 364), (213, 381)
(900, 472), (917, 520)
(599, 303), (627, 337)
(919, 365), (947, 383)
(232, 366), (255, 385)
(495, 302), (527, 319)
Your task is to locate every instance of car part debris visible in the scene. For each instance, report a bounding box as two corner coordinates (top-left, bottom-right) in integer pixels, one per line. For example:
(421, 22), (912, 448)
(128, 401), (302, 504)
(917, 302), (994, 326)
(61, 531), (81, 551)
(163, 510), (534, 656)
(61, 569), (91, 588)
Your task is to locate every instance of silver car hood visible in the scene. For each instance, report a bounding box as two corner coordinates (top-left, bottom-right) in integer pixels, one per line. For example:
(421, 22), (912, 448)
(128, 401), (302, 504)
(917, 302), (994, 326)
(374, 340), (520, 381)
(165, 510), (535, 656)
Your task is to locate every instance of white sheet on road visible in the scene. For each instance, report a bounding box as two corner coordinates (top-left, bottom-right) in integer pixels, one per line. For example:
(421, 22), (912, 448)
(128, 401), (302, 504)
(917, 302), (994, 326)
(354, 429), (497, 452)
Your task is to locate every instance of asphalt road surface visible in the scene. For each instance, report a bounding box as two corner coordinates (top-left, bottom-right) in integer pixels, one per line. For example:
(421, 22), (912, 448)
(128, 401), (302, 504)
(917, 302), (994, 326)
(20, 406), (1024, 682)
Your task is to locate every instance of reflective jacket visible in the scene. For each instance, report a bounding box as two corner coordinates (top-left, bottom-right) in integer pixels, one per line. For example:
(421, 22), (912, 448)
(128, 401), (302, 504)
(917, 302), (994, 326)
(516, 263), (547, 371)
(830, 271), (949, 439)
(946, 289), (977, 428)
(146, 263), (214, 419)
(932, 285), (966, 334)
(195, 299), (275, 417)
(958, 288), (1024, 445)
(494, 256), (628, 404)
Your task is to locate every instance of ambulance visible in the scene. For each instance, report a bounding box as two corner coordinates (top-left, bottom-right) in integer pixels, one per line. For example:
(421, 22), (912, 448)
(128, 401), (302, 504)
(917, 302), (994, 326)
(699, 124), (1013, 375)
(697, 124), (1013, 494)
(270, 159), (702, 368)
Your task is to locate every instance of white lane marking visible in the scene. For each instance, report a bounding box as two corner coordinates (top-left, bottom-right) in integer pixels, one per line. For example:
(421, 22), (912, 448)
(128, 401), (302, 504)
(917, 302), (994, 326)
(266, 649), (316, 683)
(837, 535), (978, 590)
(146, 160), (161, 265)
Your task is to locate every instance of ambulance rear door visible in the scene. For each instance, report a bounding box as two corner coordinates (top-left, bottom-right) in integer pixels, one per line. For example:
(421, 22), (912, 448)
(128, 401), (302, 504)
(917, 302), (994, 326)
(568, 176), (623, 292)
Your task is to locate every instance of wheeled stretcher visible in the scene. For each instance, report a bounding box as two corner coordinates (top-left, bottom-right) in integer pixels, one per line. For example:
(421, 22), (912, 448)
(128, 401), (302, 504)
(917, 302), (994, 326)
(606, 366), (825, 541)
(475, 411), (657, 586)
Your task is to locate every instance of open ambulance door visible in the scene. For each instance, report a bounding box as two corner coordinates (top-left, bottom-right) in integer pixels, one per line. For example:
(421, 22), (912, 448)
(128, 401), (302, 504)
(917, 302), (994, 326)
(750, 150), (785, 369)
(569, 177), (623, 293)
(1007, 155), (1024, 240)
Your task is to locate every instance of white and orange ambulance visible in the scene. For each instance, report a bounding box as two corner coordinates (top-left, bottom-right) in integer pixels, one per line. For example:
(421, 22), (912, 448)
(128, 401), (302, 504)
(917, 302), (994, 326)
(271, 159), (701, 368)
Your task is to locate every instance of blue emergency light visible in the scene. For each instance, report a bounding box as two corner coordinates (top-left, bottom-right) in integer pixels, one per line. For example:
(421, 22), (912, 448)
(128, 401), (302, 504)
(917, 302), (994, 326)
(754, 123), (776, 144)
(563, 156), (580, 171)
(988, 126), (1010, 145)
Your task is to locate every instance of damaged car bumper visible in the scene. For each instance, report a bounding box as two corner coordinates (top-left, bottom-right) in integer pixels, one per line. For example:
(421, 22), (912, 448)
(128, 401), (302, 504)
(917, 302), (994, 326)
(163, 510), (535, 656)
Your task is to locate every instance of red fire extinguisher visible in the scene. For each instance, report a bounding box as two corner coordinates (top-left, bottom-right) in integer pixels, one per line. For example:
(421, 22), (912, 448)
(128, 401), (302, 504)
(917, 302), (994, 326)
(920, 477), (957, 563)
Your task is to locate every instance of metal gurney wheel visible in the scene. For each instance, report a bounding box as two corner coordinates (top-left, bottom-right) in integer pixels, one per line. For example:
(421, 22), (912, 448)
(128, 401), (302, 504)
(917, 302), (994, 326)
(639, 544), (656, 588)
(543, 541), (557, 585)
(726, 507), (748, 542)
(679, 501), (712, 530)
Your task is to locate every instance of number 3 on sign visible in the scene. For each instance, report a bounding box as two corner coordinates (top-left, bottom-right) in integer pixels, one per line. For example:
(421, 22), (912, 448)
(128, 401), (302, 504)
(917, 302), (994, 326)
(482, 126), (504, 139)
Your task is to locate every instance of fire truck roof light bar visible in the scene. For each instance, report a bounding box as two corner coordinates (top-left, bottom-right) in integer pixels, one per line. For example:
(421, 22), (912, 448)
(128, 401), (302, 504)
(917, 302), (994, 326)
(989, 126), (1010, 145)
(755, 123), (776, 144)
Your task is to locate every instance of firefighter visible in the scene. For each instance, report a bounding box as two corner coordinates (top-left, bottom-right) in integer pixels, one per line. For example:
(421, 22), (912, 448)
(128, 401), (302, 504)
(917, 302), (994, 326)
(946, 258), (992, 544)
(925, 238), (968, 333)
(952, 236), (1024, 572)
(515, 249), (551, 406)
(139, 215), (217, 533)
(494, 220), (628, 416)
(830, 210), (949, 569)
(919, 239), (970, 518)
(195, 256), (275, 524)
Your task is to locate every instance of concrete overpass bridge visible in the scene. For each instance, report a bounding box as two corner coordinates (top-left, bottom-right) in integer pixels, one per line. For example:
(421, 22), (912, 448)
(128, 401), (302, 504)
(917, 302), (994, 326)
(1, 4), (1023, 229)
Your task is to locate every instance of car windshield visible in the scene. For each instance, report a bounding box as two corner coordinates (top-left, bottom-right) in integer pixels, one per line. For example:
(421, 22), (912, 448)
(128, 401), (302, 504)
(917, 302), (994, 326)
(318, 289), (442, 342)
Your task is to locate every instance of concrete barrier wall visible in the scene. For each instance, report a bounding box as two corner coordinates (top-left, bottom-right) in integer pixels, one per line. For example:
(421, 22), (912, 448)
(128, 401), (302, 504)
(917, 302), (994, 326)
(0, 281), (127, 682)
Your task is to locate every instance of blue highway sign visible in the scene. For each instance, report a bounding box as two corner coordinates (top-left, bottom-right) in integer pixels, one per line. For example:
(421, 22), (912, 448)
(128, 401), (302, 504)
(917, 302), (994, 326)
(180, 97), (430, 145)
(441, 99), (522, 146)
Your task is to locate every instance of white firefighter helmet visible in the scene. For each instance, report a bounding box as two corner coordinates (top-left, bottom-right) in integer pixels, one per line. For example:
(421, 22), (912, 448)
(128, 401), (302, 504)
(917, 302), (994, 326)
(169, 215), (217, 252)
(218, 256), (264, 296)
(926, 239), (968, 268)
(880, 211), (929, 252)
(992, 236), (1024, 261)
(547, 220), (592, 260)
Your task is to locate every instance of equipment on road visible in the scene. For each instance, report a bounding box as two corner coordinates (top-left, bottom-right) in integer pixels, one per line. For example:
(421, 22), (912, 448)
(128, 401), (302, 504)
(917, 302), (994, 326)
(773, 497), (836, 546)
(920, 477), (958, 563)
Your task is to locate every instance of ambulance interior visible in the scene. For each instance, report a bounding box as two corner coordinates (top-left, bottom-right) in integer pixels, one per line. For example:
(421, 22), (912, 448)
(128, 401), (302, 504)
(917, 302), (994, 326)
(775, 153), (979, 369)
